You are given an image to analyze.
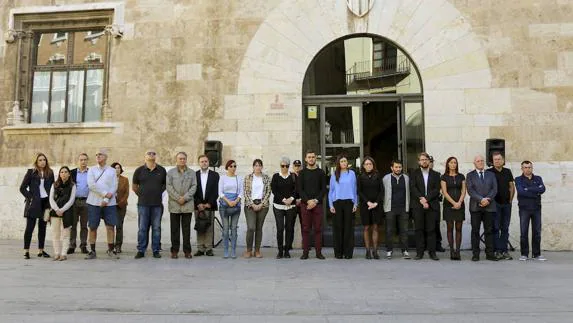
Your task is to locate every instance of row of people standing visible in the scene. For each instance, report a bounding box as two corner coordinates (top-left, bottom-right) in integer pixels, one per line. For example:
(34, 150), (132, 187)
(20, 149), (545, 262)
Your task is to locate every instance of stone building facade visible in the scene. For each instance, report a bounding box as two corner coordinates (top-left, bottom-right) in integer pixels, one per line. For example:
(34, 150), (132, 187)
(1, 0), (572, 250)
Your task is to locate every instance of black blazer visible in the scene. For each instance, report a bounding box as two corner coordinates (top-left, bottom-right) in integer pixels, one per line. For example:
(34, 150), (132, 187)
(19, 169), (54, 218)
(410, 168), (442, 211)
(194, 170), (220, 211)
(466, 169), (498, 212)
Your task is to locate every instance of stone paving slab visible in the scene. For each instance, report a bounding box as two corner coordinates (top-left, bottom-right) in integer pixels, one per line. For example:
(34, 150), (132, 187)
(1, 240), (573, 322)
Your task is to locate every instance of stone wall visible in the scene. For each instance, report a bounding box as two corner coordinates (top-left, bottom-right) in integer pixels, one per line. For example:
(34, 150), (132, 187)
(0, 0), (572, 249)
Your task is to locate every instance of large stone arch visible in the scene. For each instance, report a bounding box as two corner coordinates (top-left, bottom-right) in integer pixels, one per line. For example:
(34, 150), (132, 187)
(211, 0), (494, 168)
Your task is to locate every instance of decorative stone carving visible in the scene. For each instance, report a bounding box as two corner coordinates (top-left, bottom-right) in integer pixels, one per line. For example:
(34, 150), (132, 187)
(346, 0), (375, 18)
(6, 101), (25, 125)
(104, 24), (123, 38)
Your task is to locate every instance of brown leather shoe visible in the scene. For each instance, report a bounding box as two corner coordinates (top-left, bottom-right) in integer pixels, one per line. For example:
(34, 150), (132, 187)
(243, 250), (252, 258)
(171, 251), (178, 259)
(255, 250), (263, 258)
(184, 252), (192, 259)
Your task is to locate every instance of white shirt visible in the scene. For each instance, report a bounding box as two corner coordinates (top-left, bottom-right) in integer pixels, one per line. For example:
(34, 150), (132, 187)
(87, 164), (118, 206)
(200, 169), (209, 198)
(421, 168), (429, 195)
(251, 175), (264, 200)
(39, 178), (48, 198)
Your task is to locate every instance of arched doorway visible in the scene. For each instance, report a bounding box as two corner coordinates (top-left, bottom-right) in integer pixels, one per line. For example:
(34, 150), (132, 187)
(301, 34), (424, 247)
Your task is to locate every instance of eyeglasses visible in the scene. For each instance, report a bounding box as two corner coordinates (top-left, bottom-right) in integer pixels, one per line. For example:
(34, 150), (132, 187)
(228, 165), (237, 168)
(146, 152), (156, 156)
(280, 165), (289, 168)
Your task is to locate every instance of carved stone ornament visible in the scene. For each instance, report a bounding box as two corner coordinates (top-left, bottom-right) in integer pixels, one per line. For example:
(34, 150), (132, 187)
(346, 0), (375, 18)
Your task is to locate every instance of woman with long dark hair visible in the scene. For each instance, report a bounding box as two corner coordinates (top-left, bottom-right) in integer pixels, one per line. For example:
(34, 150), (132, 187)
(19, 153), (54, 259)
(48, 166), (77, 261)
(328, 154), (358, 259)
(440, 156), (466, 260)
(358, 157), (384, 259)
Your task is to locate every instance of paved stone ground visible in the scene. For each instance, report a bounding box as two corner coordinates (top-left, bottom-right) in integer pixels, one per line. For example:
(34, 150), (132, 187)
(1, 240), (573, 323)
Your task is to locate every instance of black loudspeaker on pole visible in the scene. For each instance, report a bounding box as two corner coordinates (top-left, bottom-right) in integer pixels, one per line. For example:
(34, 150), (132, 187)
(485, 138), (505, 167)
(204, 140), (223, 168)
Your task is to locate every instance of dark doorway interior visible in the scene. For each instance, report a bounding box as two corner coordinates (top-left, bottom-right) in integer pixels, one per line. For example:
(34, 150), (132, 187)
(363, 101), (399, 175)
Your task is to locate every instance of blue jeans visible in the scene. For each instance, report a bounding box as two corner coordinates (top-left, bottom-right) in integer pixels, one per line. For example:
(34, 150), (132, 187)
(493, 203), (512, 253)
(220, 205), (240, 252)
(137, 205), (162, 253)
(519, 208), (542, 257)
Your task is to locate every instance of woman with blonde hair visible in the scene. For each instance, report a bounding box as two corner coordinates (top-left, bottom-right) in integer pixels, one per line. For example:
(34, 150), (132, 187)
(19, 153), (54, 259)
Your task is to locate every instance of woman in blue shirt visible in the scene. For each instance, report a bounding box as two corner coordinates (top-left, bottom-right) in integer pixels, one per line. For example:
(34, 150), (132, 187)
(328, 155), (358, 259)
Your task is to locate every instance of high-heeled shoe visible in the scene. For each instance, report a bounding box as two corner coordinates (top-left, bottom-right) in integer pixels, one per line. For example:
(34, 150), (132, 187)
(455, 250), (461, 261)
(38, 251), (50, 258)
(450, 250), (455, 260)
(24, 252), (30, 260)
(365, 249), (372, 260)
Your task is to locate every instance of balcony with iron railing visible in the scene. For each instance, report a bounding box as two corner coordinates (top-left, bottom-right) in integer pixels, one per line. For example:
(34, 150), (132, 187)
(345, 56), (411, 89)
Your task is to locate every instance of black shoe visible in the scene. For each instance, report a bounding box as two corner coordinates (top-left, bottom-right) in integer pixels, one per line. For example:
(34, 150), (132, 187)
(284, 250), (291, 258)
(372, 249), (380, 259)
(436, 246), (446, 252)
(67, 248), (75, 255)
(38, 251), (50, 258)
(343, 255), (352, 259)
(365, 250), (372, 260)
(194, 250), (205, 257)
(450, 250), (455, 260)
(316, 253), (325, 260)
(300, 252), (309, 260)
(486, 254), (499, 261)
(85, 251), (96, 260)
(276, 250), (283, 259)
(429, 253), (439, 261)
(472, 255), (479, 261)
(153, 252), (162, 259)
(414, 253), (424, 260)
(134, 252), (145, 259)
(335, 255), (343, 259)
(24, 252), (30, 260)
(206, 250), (214, 256)
(115, 245), (122, 254)
(81, 246), (89, 254)
(454, 250), (461, 261)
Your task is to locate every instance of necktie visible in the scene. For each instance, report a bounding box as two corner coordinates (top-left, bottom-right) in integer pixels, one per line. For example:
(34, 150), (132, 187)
(479, 171), (484, 181)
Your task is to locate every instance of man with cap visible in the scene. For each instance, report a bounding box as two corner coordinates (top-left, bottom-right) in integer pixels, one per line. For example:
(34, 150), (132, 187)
(85, 149), (119, 259)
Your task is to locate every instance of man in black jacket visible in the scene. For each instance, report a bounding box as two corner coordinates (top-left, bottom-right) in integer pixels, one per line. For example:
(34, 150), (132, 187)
(297, 150), (327, 260)
(194, 155), (220, 257)
(410, 152), (441, 260)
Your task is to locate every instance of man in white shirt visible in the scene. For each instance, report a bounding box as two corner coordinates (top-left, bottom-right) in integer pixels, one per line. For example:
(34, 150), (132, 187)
(85, 149), (118, 260)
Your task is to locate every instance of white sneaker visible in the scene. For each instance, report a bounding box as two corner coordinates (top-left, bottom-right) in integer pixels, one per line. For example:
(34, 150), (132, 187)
(519, 255), (528, 261)
(534, 255), (547, 261)
(402, 250), (411, 259)
(386, 251), (392, 259)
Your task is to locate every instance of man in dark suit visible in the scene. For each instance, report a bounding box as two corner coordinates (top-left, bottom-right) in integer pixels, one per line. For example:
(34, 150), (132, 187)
(69, 153), (90, 254)
(194, 155), (220, 256)
(466, 155), (499, 261)
(410, 152), (441, 260)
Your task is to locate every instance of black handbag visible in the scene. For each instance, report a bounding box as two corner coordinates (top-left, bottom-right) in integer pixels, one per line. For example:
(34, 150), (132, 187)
(194, 210), (211, 233)
(23, 197), (32, 218)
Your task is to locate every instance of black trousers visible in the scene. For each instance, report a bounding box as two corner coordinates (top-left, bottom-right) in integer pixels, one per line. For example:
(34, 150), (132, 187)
(273, 207), (296, 252)
(471, 210), (494, 257)
(414, 208), (437, 254)
(385, 210), (409, 252)
(170, 212), (192, 253)
(24, 197), (49, 250)
(333, 200), (354, 257)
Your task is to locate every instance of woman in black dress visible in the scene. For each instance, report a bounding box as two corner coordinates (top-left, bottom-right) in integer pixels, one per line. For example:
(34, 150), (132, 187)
(19, 153), (54, 259)
(358, 157), (384, 259)
(440, 156), (466, 260)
